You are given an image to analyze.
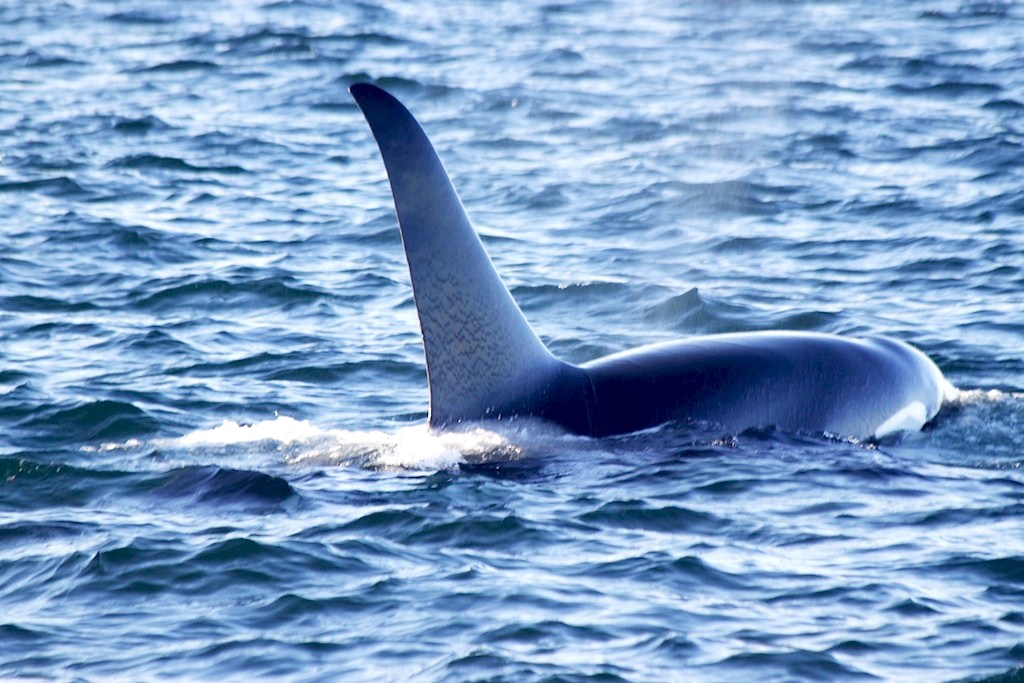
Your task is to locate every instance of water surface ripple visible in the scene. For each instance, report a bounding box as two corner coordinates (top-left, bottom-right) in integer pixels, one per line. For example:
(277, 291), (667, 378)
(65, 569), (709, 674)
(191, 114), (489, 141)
(2, 1), (1023, 681)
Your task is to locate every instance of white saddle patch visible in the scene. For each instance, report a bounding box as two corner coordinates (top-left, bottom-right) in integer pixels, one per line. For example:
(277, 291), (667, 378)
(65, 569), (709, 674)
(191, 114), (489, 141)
(874, 401), (928, 439)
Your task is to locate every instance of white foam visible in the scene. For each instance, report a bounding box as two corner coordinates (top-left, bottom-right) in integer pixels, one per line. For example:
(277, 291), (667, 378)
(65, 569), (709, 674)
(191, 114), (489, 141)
(953, 388), (1024, 405)
(290, 424), (467, 471)
(178, 415), (324, 446)
(80, 438), (143, 454)
(172, 415), (538, 471)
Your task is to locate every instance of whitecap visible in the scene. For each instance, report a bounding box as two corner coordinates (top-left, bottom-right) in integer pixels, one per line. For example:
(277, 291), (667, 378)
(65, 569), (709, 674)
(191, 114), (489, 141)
(173, 415), (546, 472)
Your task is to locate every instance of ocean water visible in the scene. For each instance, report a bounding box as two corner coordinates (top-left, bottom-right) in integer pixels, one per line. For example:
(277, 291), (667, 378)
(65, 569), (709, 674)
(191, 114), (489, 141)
(2, 0), (1023, 680)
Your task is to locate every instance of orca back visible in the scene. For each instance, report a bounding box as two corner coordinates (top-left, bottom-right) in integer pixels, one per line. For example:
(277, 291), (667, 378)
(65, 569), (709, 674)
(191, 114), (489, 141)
(350, 83), (950, 441)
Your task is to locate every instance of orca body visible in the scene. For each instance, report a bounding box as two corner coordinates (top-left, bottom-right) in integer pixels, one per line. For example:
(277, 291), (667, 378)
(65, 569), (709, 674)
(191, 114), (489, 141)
(350, 83), (953, 440)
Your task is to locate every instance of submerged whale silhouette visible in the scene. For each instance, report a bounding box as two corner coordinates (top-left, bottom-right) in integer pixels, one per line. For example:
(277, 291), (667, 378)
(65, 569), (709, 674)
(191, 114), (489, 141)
(350, 83), (953, 440)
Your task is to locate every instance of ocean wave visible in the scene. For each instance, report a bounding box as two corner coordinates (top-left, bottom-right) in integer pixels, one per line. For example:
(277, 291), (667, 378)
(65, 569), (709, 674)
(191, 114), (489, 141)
(18, 400), (158, 445)
(106, 154), (246, 175)
(105, 10), (175, 25)
(0, 457), (130, 509)
(129, 275), (323, 311)
(579, 501), (728, 534)
(111, 115), (173, 134)
(643, 288), (841, 335)
(264, 359), (422, 383)
(0, 176), (90, 196)
(131, 59), (219, 73)
(149, 465), (295, 507)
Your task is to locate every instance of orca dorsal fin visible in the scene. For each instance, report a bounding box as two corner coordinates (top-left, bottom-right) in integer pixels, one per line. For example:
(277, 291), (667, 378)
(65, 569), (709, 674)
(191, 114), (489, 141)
(350, 83), (560, 427)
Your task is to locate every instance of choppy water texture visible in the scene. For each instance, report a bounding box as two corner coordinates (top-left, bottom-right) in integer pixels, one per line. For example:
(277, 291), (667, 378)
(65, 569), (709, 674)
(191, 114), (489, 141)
(2, 0), (1024, 680)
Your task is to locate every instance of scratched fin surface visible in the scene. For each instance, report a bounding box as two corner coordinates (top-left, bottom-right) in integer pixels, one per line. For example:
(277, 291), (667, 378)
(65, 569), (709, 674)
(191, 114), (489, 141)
(350, 84), (558, 426)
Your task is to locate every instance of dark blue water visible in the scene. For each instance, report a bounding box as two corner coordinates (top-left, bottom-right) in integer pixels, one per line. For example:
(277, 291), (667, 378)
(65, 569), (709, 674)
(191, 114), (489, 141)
(2, 1), (1023, 680)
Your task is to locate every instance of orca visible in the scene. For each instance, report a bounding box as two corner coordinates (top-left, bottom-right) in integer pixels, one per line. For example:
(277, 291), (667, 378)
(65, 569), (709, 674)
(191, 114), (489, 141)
(349, 83), (954, 440)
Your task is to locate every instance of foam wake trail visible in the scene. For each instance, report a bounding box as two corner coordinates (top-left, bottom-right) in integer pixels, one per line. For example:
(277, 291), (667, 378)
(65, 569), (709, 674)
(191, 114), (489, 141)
(175, 415), (532, 471)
